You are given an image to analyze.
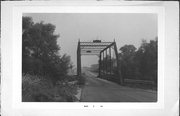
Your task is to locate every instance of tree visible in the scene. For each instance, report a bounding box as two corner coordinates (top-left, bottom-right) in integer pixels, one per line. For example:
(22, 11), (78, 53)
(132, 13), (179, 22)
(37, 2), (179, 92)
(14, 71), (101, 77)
(23, 21), (60, 59)
(22, 16), (72, 84)
(118, 38), (157, 84)
(22, 17), (34, 58)
(119, 45), (138, 79)
(120, 45), (136, 58)
(136, 39), (157, 82)
(22, 17), (60, 75)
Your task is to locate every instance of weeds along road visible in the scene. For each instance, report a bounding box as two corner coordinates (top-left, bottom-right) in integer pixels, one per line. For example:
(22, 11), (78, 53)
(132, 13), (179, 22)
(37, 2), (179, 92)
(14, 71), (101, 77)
(80, 69), (157, 102)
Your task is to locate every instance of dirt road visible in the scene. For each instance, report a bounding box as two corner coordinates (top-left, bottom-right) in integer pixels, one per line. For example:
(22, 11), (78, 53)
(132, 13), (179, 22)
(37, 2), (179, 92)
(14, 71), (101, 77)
(80, 70), (157, 102)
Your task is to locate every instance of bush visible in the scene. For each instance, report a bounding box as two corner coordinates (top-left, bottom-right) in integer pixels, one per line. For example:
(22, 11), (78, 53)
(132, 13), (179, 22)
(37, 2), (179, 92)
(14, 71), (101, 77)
(22, 74), (54, 102)
(22, 74), (78, 102)
(55, 82), (78, 102)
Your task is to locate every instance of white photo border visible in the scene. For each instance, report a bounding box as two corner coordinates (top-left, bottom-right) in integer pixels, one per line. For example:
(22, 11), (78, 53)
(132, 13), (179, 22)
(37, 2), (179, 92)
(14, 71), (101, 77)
(2, 1), (179, 116)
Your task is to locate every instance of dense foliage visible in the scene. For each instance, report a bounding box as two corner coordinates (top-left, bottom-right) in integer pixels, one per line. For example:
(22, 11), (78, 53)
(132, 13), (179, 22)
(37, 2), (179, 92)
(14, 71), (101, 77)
(119, 38), (157, 85)
(22, 17), (79, 102)
(22, 16), (72, 84)
(22, 74), (78, 102)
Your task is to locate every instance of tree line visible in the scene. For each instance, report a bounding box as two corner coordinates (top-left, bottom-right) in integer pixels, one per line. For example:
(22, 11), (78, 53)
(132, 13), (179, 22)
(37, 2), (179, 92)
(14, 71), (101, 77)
(119, 38), (157, 84)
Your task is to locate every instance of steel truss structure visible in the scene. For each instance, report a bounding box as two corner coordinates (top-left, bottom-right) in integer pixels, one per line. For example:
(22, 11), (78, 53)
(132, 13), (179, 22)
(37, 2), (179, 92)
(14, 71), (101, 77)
(77, 40), (123, 84)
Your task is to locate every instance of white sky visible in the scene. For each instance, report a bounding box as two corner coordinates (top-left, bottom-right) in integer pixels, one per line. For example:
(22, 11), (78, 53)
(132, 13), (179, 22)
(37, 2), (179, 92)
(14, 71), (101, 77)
(23, 13), (157, 67)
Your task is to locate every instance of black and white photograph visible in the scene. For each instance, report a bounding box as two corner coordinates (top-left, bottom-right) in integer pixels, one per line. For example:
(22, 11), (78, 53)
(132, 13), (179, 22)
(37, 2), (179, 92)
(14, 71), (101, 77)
(1, 1), (179, 116)
(22, 13), (158, 102)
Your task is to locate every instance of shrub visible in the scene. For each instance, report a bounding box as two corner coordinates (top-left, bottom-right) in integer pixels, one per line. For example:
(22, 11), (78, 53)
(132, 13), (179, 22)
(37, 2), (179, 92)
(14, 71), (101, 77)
(22, 74), (78, 102)
(55, 82), (78, 102)
(22, 74), (54, 102)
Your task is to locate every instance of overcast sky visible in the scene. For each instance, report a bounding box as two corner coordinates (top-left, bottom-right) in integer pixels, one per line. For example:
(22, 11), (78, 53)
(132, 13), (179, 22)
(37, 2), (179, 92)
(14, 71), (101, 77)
(23, 13), (157, 67)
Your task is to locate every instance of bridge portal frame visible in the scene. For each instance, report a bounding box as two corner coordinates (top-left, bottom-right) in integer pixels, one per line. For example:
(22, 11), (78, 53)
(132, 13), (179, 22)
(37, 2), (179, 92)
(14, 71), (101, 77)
(77, 40), (123, 85)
